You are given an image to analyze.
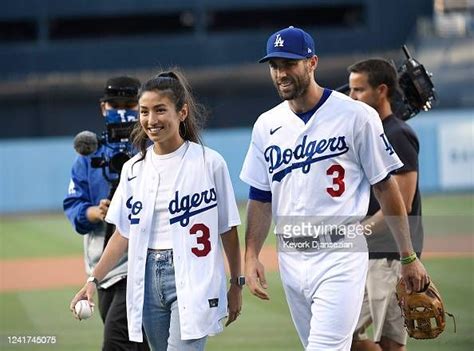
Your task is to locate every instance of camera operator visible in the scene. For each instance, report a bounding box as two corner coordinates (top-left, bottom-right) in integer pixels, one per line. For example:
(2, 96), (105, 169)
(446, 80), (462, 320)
(64, 76), (149, 351)
(348, 59), (424, 351)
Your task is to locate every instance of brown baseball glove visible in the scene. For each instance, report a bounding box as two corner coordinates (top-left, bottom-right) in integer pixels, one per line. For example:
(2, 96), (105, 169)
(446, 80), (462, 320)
(396, 278), (455, 339)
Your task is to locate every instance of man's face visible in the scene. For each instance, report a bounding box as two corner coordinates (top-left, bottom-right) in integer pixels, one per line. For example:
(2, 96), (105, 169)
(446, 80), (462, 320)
(101, 100), (138, 116)
(348, 72), (381, 110)
(268, 58), (313, 101)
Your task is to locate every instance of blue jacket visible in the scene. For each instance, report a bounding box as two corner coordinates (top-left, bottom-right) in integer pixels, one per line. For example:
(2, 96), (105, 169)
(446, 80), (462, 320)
(63, 144), (127, 288)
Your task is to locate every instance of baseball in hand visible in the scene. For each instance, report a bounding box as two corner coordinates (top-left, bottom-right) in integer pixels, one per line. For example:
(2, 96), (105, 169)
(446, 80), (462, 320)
(74, 300), (94, 320)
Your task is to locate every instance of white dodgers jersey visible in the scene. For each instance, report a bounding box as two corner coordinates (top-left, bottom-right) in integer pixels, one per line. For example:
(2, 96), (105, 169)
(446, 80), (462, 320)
(240, 90), (402, 222)
(107, 142), (241, 342)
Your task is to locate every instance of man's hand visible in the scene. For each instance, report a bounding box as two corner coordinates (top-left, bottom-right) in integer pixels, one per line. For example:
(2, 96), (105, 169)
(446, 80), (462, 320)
(245, 257), (269, 300)
(401, 258), (429, 293)
(86, 199), (110, 223)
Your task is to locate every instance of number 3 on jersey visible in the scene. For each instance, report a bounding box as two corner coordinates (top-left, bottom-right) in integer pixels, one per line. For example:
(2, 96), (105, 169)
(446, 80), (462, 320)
(189, 223), (211, 257)
(326, 164), (345, 197)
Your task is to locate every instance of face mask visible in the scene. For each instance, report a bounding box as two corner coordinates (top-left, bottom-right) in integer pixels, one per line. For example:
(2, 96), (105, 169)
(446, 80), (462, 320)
(105, 109), (138, 124)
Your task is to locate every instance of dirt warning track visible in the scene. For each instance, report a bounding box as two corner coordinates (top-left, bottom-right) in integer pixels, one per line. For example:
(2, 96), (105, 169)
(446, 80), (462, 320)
(0, 236), (472, 292)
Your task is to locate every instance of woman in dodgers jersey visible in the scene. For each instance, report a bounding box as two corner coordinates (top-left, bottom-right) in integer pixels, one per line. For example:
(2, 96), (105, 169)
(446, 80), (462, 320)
(240, 26), (429, 351)
(70, 70), (243, 351)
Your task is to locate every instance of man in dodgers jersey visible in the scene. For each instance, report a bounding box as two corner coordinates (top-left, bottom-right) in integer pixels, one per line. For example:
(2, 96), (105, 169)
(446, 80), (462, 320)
(240, 26), (429, 350)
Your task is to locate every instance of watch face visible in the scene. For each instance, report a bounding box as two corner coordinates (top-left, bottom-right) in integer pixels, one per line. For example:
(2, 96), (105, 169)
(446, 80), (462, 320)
(230, 276), (245, 286)
(237, 276), (246, 286)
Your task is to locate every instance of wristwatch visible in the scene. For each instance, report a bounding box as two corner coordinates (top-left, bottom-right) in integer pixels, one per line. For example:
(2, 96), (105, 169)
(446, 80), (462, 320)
(230, 276), (245, 287)
(87, 276), (100, 286)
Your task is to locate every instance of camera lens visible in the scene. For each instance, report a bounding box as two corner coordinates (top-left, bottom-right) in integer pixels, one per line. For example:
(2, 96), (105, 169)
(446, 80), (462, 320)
(109, 152), (130, 173)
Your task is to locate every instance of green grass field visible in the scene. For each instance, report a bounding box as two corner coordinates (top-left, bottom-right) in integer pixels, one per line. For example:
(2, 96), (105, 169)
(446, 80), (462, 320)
(0, 193), (473, 350)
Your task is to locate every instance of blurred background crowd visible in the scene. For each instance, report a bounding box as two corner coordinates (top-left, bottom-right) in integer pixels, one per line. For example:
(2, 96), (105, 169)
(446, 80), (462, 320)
(0, 0), (472, 214)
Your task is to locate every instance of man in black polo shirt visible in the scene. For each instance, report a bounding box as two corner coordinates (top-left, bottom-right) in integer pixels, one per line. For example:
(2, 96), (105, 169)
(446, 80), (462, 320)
(348, 59), (424, 351)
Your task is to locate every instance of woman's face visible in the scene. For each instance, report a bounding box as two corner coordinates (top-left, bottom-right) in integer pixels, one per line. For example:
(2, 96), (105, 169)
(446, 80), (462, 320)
(139, 90), (188, 154)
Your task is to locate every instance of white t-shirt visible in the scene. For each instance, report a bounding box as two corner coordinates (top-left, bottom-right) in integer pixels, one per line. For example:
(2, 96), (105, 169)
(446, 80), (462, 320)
(148, 142), (188, 249)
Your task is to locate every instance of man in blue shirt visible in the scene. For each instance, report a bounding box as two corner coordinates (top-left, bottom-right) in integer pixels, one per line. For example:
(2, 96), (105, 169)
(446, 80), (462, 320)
(64, 76), (149, 351)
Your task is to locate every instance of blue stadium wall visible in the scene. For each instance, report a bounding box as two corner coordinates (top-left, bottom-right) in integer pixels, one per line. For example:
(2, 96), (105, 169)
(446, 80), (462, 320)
(0, 0), (434, 140)
(1, 110), (472, 213)
(1, 0), (432, 79)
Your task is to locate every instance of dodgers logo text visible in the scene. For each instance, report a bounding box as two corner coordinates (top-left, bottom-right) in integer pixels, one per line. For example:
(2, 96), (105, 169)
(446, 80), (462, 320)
(126, 196), (143, 225)
(168, 188), (218, 227)
(265, 135), (349, 182)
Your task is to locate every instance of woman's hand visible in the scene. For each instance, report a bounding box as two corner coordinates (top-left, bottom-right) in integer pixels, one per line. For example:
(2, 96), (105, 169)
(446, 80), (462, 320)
(225, 284), (243, 326)
(69, 281), (97, 320)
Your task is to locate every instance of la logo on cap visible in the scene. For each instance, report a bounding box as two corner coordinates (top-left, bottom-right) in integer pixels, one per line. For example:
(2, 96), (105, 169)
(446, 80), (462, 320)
(259, 26), (315, 63)
(274, 34), (284, 47)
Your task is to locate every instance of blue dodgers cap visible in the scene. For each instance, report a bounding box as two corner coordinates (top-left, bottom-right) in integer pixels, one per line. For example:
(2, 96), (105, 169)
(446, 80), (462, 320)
(259, 26), (315, 63)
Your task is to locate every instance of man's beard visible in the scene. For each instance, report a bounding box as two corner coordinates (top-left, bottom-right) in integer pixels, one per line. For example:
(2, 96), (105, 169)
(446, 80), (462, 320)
(276, 73), (311, 101)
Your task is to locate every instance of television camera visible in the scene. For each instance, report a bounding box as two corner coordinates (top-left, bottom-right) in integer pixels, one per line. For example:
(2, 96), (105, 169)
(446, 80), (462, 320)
(72, 76), (140, 246)
(73, 111), (137, 195)
(338, 45), (437, 120)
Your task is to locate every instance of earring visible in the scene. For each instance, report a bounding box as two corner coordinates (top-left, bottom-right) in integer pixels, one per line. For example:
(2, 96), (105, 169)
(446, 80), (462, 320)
(179, 121), (187, 138)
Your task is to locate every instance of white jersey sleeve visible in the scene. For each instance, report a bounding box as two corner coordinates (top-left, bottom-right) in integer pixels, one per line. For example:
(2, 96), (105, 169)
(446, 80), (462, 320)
(210, 152), (241, 234)
(355, 107), (403, 184)
(240, 121), (271, 191)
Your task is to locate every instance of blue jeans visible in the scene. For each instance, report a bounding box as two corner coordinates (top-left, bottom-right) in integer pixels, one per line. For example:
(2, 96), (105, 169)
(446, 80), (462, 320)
(142, 250), (207, 351)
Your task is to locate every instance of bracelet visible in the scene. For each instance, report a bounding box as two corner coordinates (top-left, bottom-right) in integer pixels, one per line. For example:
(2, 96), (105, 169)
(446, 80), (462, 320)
(400, 252), (417, 265)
